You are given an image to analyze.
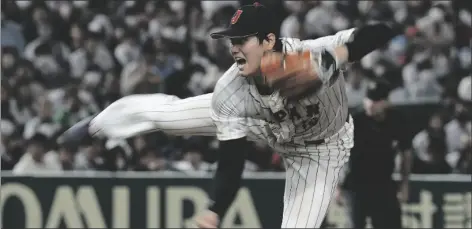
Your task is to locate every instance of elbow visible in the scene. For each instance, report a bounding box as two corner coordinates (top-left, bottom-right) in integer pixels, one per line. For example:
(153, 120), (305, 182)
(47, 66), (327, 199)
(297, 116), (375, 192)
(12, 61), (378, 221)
(345, 23), (400, 62)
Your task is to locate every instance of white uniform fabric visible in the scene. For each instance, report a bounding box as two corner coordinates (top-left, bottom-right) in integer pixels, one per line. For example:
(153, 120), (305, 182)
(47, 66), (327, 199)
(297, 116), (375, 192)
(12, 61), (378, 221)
(89, 28), (356, 228)
(89, 93), (216, 138)
(211, 29), (354, 228)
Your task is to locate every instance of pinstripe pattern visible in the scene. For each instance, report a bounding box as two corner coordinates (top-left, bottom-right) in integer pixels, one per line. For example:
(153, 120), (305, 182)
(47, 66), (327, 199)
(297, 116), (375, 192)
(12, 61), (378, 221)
(90, 93), (217, 139)
(210, 29), (356, 228)
(281, 118), (353, 228)
(211, 28), (355, 149)
(91, 28), (357, 228)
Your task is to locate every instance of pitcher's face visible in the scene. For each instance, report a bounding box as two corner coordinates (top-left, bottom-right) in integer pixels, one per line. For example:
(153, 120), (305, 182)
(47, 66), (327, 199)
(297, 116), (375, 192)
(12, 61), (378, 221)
(229, 33), (276, 77)
(230, 36), (264, 76)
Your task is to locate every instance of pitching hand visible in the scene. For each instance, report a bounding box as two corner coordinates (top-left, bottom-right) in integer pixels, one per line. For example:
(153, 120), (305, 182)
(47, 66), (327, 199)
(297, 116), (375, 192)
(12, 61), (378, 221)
(195, 210), (219, 228)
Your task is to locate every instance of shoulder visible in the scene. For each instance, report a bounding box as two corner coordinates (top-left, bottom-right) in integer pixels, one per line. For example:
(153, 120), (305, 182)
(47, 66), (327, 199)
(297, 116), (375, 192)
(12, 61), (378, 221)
(44, 151), (60, 165)
(69, 49), (86, 59)
(212, 64), (246, 105)
(444, 120), (457, 132)
(413, 130), (428, 142)
(24, 39), (41, 59)
(5, 20), (22, 31)
(214, 64), (241, 92)
(12, 153), (33, 173)
(212, 64), (248, 117)
(114, 42), (127, 53)
(121, 61), (140, 75)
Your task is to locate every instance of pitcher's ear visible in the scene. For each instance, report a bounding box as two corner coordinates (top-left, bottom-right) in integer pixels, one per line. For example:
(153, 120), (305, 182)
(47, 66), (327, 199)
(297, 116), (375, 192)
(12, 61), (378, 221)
(263, 33), (276, 51)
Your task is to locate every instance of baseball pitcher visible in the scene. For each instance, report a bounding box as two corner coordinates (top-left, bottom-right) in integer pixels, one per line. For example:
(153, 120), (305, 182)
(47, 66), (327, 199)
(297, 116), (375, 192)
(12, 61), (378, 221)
(59, 3), (399, 228)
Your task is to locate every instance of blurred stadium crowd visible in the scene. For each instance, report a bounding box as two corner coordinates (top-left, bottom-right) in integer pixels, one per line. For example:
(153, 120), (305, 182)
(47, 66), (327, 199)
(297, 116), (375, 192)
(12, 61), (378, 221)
(1, 0), (470, 174)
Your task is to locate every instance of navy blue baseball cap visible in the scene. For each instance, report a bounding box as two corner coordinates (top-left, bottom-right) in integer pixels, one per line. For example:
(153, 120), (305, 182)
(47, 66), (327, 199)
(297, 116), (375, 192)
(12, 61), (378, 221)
(210, 2), (278, 39)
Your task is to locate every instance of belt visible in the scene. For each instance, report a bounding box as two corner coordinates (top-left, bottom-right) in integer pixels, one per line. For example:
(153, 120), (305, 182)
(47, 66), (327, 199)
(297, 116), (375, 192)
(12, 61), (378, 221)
(304, 114), (350, 145)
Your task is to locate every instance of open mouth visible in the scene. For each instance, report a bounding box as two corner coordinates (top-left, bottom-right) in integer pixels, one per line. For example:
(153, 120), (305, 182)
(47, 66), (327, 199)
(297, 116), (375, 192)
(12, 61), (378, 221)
(235, 58), (247, 66)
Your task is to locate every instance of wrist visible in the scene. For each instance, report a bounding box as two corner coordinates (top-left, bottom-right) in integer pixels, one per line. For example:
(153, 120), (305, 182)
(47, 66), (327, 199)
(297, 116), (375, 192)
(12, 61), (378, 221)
(208, 202), (224, 218)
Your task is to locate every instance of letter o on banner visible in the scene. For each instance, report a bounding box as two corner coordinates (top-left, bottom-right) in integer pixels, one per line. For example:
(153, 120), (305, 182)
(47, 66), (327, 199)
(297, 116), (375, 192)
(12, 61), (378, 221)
(1, 183), (43, 228)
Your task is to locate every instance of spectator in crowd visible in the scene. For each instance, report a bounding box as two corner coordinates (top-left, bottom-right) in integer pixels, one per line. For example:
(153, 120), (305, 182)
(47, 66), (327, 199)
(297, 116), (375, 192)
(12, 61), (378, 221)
(9, 81), (35, 126)
(2, 46), (20, 78)
(74, 138), (117, 171)
(53, 85), (98, 128)
(69, 29), (114, 79)
(1, 80), (16, 123)
(57, 144), (77, 171)
(1, 8), (26, 55)
(134, 147), (168, 171)
(401, 44), (444, 101)
(453, 138), (471, 174)
(10, 59), (45, 98)
(457, 75), (471, 102)
(120, 38), (165, 95)
(445, 102), (471, 155)
(1, 120), (23, 170)
(12, 133), (61, 174)
(186, 26), (233, 95)
(345, 63), (370, 108)
(172, 141), (211, 175)
(22, 3), (54, 43)
(445, 102), (472, 171)
(69, 23), (86, 52)
(412, 113), (451, 174)
(114, 28), (141, 68)
(23, 96), (61, 144)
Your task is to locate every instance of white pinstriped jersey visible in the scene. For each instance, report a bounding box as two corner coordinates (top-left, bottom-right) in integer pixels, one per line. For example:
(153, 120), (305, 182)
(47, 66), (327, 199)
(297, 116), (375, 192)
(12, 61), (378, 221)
(88, 27), (357, 229)
(211, 28), (356, 154)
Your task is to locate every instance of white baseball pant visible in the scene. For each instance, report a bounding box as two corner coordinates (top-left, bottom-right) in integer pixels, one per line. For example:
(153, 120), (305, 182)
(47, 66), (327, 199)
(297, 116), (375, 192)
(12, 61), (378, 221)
(89, 93), (216, 139)
(89, 93), (352, 228)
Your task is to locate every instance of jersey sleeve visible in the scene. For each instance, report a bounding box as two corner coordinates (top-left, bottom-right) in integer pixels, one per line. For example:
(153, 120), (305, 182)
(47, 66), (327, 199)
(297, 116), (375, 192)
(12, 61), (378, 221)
(302, 28), (356, 50)
(211, 106), (248, 141)
(301, 28), (357, 90)
(210, 65), (249, 141)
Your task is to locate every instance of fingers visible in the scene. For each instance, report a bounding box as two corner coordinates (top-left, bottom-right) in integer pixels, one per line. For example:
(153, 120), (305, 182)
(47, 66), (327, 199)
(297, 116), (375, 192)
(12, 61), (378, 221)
(196, 219), (217, 229)
(195, 210), (219, 228)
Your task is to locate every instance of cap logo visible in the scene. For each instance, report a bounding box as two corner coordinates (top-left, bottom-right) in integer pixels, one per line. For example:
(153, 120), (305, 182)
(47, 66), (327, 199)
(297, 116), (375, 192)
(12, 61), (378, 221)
(231, 10), (243, 24)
